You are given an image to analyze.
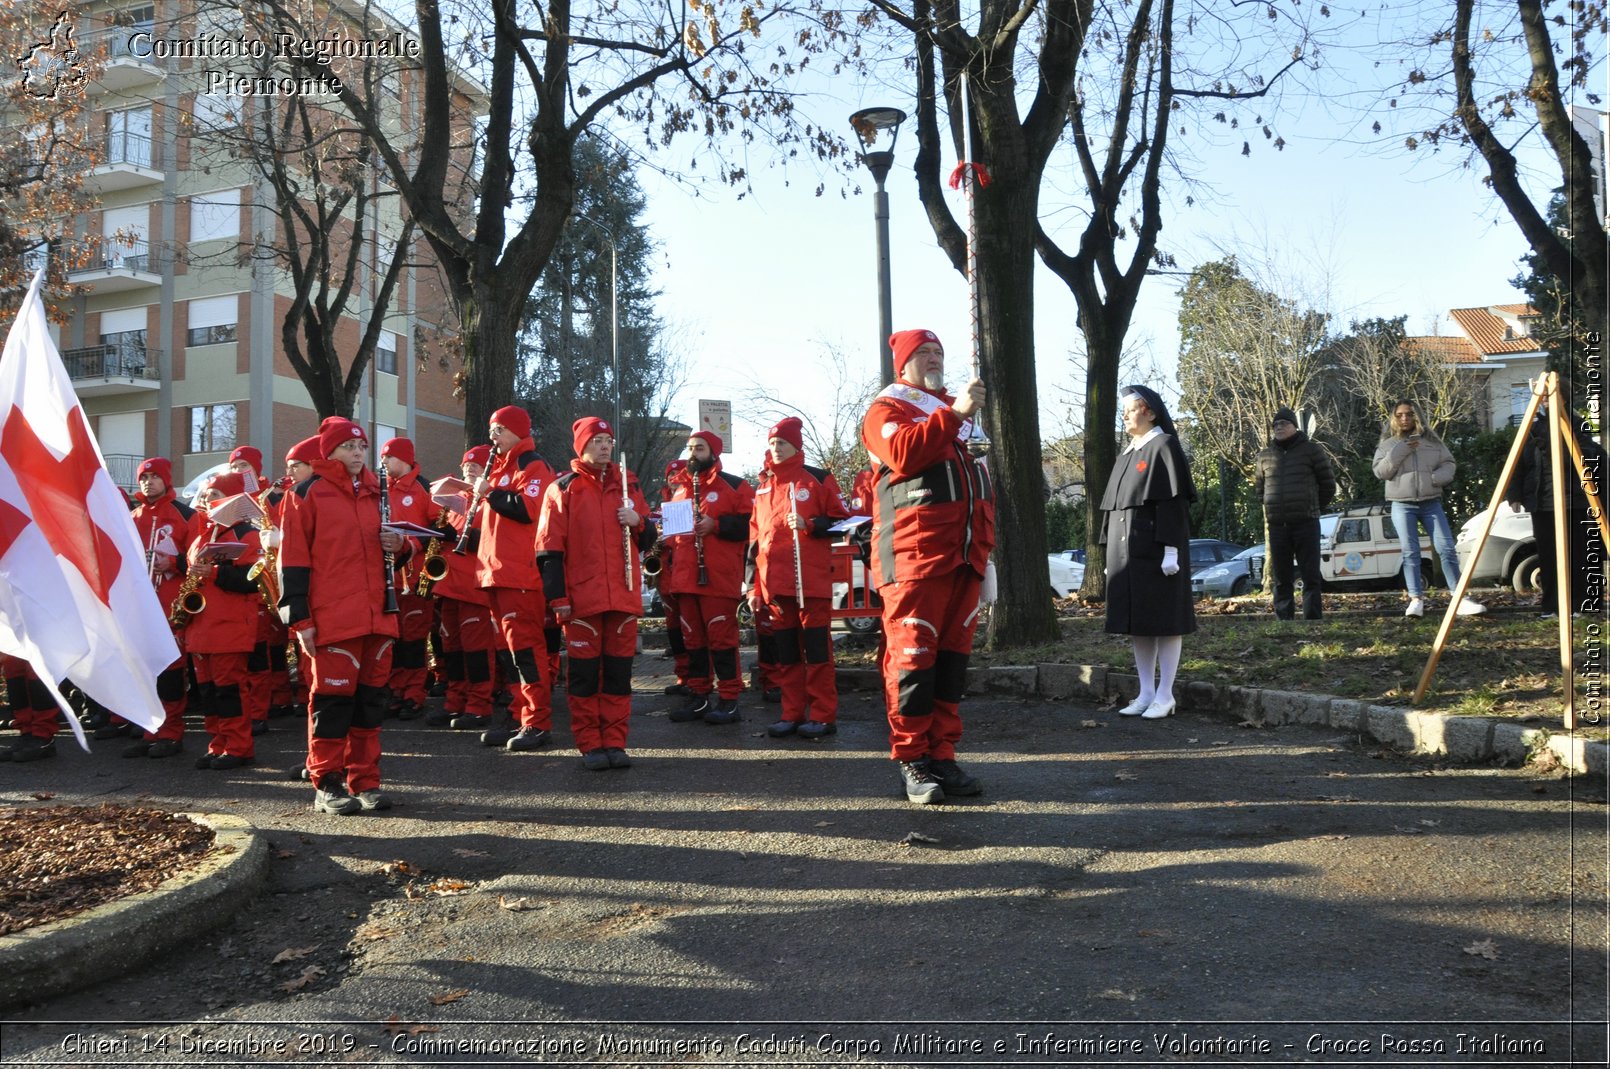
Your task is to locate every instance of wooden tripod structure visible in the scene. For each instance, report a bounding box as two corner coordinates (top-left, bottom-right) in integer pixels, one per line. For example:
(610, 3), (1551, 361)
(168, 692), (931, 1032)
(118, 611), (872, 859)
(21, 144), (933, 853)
(1414, 372), (1609, 728)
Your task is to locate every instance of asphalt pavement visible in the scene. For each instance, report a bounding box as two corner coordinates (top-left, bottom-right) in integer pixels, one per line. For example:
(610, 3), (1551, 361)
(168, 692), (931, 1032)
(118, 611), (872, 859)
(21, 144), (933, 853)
(0, 649), (1605, 1068)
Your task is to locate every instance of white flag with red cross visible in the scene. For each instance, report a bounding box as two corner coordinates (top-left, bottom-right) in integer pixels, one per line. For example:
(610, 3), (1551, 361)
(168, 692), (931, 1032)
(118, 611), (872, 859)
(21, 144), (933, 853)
(0, 271), (178, 746)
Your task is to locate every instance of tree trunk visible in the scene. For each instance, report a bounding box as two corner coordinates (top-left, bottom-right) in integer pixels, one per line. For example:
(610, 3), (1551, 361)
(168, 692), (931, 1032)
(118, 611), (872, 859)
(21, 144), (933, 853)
(1079, 315), (1122, 601)
(975, 182), (1059, 648)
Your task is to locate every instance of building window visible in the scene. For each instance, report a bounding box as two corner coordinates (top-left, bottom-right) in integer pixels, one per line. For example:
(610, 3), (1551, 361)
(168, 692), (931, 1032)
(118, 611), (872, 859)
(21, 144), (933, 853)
(106, 107), (153, 168)
(375, 330), (397, 375)
(191, 91), (242, 131)
(185, 294), (239, 347)
(1510, 384), (1531, 427)
(189, 189), (242, 245)
(189, 403), (237, 453)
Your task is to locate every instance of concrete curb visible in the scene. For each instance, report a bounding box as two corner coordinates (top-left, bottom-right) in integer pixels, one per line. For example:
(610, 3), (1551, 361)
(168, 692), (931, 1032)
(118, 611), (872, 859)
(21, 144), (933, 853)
(0, 812), (268, 1009)
(835, 663), (1606, 776)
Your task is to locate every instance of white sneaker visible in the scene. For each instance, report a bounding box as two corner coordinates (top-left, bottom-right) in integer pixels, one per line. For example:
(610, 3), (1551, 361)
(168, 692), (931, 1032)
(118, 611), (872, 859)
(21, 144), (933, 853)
(1118, 697), (1152, 716)
(1455, 597), (1486, 616)
(1404, 598), (1424, 618)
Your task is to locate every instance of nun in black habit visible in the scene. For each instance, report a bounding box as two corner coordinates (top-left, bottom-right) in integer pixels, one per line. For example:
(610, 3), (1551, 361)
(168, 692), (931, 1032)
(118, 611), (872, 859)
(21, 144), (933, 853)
(1098, 384), (1196, 719)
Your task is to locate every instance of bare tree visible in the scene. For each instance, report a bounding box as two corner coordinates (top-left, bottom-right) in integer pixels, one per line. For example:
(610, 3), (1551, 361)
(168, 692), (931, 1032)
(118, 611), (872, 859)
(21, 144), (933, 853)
(744, 342), (879, 492)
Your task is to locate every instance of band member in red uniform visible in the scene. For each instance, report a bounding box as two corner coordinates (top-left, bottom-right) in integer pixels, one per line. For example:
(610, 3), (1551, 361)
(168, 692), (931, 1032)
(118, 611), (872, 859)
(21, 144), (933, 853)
(427, 445), (499, 730)
(380, 437), (438, 720)
(654, 459), (693, 699)
(123, 456), (200, 757)
(471, 405), (559, 752)
(0, 657), (59, 761)
(279, 418), (406, 815)
(536, 417), (654, 770)
(663, 431), (753, 724)
(224, 444), (280, 735)
(183, 471), (266, 769)
(861, 329), (995, 804)
(748, 417), (850, 739)
(262, 437), (321, 717)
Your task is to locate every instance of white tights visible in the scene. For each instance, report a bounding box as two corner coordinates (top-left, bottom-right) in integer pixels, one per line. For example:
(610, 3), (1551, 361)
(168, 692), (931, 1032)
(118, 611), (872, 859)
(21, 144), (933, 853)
(1130, 635), (1183, 706)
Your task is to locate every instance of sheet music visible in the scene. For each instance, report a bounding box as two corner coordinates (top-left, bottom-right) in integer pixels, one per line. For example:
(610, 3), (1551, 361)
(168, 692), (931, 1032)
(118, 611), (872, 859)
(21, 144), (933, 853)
(658, 499), (694, 537)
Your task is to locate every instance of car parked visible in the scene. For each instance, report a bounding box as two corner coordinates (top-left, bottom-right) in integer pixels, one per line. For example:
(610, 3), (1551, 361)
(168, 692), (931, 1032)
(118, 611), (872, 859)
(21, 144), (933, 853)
(1192, 543), (1266, 599)
(1455, 505), (1540, 593)
(1189, 538), (1245, 569)
(1317, 503), (1434, 590)
(1054, 539), (1243, 598)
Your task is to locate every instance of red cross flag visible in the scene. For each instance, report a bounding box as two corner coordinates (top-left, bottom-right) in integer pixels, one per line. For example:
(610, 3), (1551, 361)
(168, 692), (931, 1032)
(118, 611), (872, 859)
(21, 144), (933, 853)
(0, 272), (179, 747)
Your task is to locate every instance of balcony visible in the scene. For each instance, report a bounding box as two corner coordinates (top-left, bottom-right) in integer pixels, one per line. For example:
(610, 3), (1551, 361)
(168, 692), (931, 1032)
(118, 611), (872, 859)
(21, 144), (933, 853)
(84, 27), (166, 93)
(61, 344), (162, 397)
(68, 240), (162, 293)
(87, 131), (162, 192)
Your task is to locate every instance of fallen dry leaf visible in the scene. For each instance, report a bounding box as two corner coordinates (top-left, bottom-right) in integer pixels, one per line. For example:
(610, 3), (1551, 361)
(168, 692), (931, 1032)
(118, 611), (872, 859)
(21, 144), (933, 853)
(273, 849), (297, 860)
(427, 878), (472, 895)
(381, 860), (422, 877)
(1464, 939), (1500, 960)
(1097, 988), (1139, 1001)
(899, 831), (940, 847)
(499, 895), (537, 912)
(452, 848), (489, 858)
(381, 1016), (440, 1036)
(1114, 770), (1139, 781)
(1308, 834), (1351, 841)
(1236, 718), (1265, 729)
(271, 945), (320, 964)
(813, 821), (835, 827)
(428, 988), (470, 1006)
(29, 792), (54, 801)
(279, 965), (325, 993)
(1080, 719), (1100, 728)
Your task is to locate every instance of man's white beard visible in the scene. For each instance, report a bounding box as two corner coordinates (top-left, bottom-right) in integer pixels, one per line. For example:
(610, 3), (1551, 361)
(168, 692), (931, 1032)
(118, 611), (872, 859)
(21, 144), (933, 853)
(922, 371), (945, 393)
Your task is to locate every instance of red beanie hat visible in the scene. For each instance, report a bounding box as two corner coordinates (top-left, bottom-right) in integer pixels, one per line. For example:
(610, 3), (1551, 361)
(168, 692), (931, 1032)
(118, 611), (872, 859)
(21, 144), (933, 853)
(285, 437), (322, 465)
(204, 471), (246, 499)
(572, 416), (613, 458)
(767, 417), (804, 454)
(137, 457), (173, 484)
(664, 458), (686, 477)
(490, 405), (532, 440)
(689, 430), (723, 457)
(462, 445), (491, 468)
(228, 445), (262, 476)
(318, 417), (367, 459)
(380, 437), (416, 467)
(889, 328), (942, 376)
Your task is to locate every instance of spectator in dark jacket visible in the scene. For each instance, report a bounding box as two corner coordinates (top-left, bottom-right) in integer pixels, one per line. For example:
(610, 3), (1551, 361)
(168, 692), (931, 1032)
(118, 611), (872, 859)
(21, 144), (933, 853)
(1253, 407), (1336, 620)
(1505, 405), (1608, 617)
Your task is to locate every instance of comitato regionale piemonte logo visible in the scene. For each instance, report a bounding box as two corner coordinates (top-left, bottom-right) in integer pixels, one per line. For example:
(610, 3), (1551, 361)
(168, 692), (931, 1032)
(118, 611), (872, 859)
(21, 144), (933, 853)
(16, 10), (88, 101)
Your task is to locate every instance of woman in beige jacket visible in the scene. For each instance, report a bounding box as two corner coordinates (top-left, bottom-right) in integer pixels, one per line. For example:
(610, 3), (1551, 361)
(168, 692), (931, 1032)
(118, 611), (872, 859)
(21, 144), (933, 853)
(1371, 400), (1485, 618)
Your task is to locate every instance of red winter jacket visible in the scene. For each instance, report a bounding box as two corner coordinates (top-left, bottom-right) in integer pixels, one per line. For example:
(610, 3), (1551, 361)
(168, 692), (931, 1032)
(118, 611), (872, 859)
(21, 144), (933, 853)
(131, 488), (201, 617)
(664, 460), (753, 599)
(860, 383), (996, 587)
(183, 519), (263, 654)
(383, 464), (433, 589)
(535, 461), (653, 619)
(475, 439), (556, 591)
(278, 460), (401, 644)
(749, 454), (850, 601)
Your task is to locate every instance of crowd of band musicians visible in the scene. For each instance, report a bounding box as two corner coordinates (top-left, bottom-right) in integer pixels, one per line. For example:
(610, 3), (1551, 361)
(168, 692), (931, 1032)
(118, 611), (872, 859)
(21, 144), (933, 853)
(12, 325), (1502, 808)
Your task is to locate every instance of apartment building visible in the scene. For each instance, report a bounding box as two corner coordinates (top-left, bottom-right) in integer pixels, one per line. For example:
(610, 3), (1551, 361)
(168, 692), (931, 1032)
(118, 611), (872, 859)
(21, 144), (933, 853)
(50, 0), (474, 490)
(1403, 304), (1552, 433)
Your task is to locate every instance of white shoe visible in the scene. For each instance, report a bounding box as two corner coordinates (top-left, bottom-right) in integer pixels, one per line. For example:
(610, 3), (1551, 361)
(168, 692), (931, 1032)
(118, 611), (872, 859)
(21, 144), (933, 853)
(1404, 598), (1424, 618)
(1455, 597), (1486, 616)
(1141, 697), (1175, 719)
(1118, 697), (1152, 716)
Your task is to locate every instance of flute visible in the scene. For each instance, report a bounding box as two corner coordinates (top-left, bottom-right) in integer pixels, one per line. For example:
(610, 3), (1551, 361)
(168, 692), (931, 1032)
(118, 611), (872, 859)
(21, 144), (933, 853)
(789, 485), (805, 611)
(453, 442), (501, 555)
(378, 462), (399, 615)
(619, 448), (633, 592)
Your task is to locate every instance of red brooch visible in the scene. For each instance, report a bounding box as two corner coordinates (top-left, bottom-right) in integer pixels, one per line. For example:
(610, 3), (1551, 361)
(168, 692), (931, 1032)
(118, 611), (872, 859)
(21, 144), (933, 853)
(1135, 460), (1148, 472)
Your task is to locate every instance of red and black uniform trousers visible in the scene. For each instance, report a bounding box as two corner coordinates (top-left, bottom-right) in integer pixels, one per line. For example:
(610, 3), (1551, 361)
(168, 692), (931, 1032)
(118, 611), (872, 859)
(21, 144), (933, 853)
(389, 589), (434, 710)
(675, 592), (744, 701)
(539, 557), (637, 754)
(655, 547), (693, 686)
(436, 595), (498, 721)
(185, 557), (271, 760)
(757, 597), (836, 725)
(1, 655), (57, 741)
(486, 587), (558, 732)
(878, 567), (983, 762)
(301, 635), (392, 793)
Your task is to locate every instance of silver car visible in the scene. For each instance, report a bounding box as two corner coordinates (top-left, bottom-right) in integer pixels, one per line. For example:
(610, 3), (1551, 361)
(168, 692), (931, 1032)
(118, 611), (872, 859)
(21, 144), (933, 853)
(1192, 543), (1267, 599)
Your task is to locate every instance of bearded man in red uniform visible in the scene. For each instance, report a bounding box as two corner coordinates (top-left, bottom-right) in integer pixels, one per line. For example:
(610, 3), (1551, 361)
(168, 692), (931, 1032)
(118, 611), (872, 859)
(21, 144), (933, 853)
(747, 417), (850, 739)
(860, 329), (995, 804)
(663, 431), (754, 725)
(536, 417), (654, 769)
(279, 418), (407, 815)
(471, 405), (559, 752)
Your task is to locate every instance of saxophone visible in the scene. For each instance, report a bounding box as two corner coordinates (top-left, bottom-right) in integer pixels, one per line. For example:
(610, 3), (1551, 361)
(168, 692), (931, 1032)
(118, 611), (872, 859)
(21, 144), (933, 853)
(246, 495), (279, 612)
(167, 567), (208, 628)
(416, 538), (446, 597)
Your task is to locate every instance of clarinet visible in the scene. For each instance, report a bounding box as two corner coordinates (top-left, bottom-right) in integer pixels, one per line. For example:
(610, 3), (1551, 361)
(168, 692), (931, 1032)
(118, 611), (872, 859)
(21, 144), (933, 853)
(691, 467), (709, 586)
(453, 442), (501, 555)
(378, 463), (399, 615)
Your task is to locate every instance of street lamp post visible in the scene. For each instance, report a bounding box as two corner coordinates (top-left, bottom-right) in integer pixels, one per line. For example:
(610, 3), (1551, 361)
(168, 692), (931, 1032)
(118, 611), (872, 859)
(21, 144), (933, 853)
(568, 213), (620, 432)
(849, 106), (907, 387)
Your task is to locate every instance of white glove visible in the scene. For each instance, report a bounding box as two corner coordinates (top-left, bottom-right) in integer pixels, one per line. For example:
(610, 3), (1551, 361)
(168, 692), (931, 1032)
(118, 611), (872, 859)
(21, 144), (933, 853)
(1161, 546), (1180, 576)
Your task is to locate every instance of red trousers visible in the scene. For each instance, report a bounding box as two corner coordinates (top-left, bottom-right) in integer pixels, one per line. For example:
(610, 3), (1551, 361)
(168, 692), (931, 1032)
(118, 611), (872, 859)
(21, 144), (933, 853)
(438, 597), (496, 716)
(306, 635), (392, 793)
(563, 612), (637, 752)
(2, 656), (58, 741)
(763, 597), (836, 724)
(676, 591), (742, 700)
(489, 587), (552, 730)
(388, 592), (434, 706)
(878, 568), (983, 761)
(660, 589), (691, 683)
(192, 651), (253, 759)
